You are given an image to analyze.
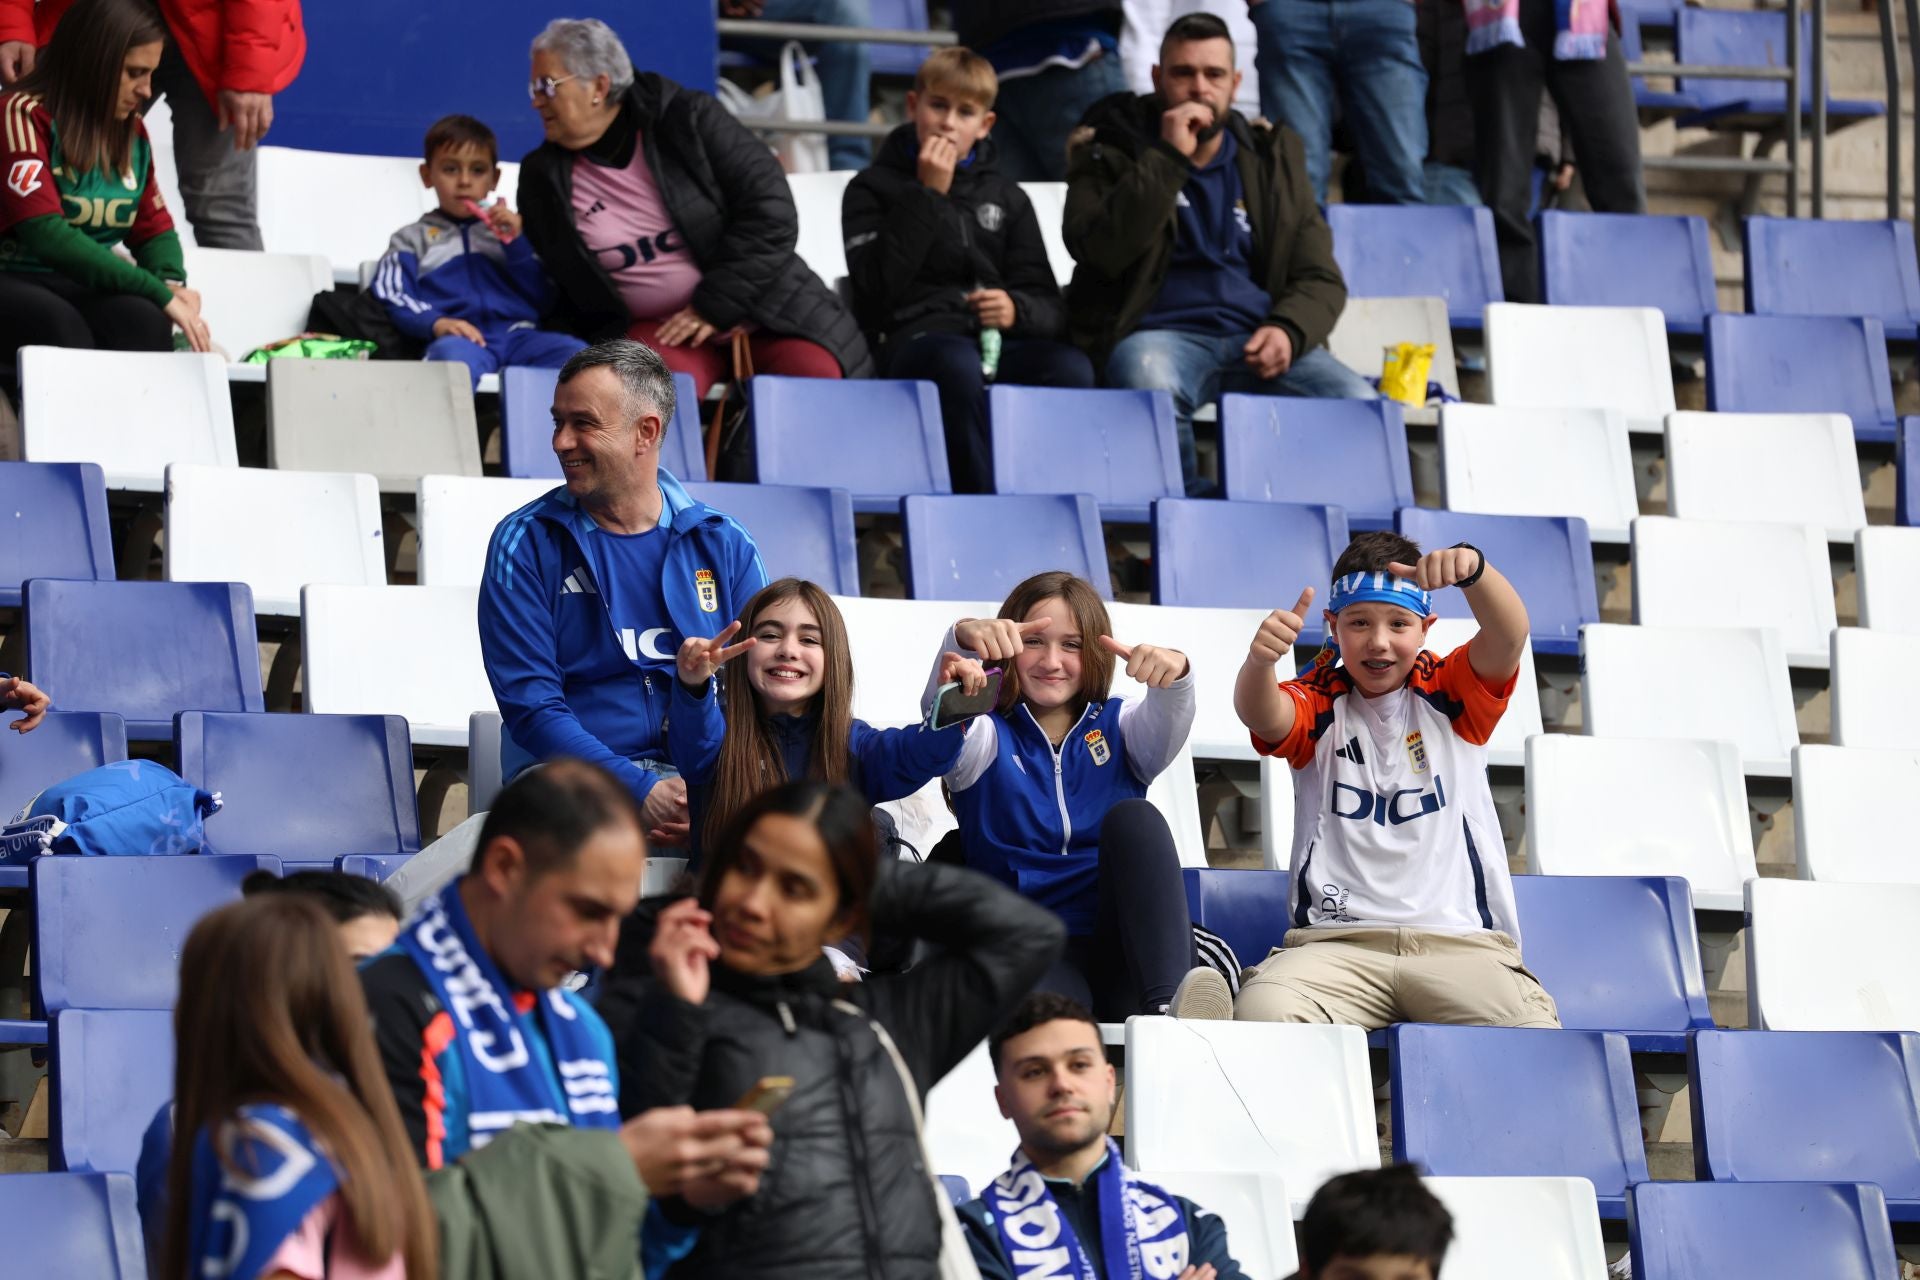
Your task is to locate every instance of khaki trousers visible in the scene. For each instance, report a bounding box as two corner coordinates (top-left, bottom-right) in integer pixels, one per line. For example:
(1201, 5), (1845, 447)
(1233, 927), (1562, 1029)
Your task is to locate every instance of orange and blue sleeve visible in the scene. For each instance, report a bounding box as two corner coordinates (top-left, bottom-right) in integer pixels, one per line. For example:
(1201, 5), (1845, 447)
(1411, 639), (1516, 746)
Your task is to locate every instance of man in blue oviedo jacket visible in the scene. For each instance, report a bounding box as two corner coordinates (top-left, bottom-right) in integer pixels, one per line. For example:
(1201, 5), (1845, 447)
(479, 338), (768, 845)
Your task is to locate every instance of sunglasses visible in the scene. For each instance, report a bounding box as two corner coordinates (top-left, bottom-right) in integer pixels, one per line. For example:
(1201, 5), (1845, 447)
(528, 73), (581, 101)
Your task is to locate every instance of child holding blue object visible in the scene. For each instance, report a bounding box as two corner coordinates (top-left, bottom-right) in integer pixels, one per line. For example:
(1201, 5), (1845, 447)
(372, 114), (586, 389)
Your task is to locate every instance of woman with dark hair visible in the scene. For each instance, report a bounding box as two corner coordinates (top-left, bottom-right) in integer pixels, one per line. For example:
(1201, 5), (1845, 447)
(600, 780), (1064, 1279)
(242, 869), (405, 960)
(0, 0), (210, 364)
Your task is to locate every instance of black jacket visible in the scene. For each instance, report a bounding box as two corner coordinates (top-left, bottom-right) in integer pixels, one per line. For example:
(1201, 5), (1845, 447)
(843, 123), (1067, 346)
(517, 74), (873, 378)
(1063, 92), (1347, 366)
(598, 861), (1066, 1280)
(951, 0), (1121, 56)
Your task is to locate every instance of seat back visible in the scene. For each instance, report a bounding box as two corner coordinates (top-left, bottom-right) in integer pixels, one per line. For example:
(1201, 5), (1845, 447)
(1149, 501), (1347, 644)
(1143, 744), (1207, 868)
(1794, 744), (1920, 884)
(834, 595), (998, 728)
(684, 482), (860, 596)
(1745, 216), (1920, 340)
(1020, 181), (1074, 286)
(301, 585), (492, 746)
(867, 0), (932, 72)
(1832, 627), (1920, 749)
(1182, 867), (1288, 968)
(0, 1169), (148, 1274)
(1438, 405), (1639, 542)
(1631, 517), (1835, 667)
(1396, 509), (1598, 655)
(0, 461), (112, 607)
(1427, 1176), (1611, 1280)
(1526, 735), (1755, 910)
(51, 1010), (174, 1183)
(1219, 396), (1413, 529)
(177, 712), (420, 861)
(988, 386), (1181, 516)
(267, 359), (482, 492)
(1581, 624), (1799, 776)
(902, 494), (1108, 600)
(923, 1040), (1021, 1195)
(1857, 527), (1920, 631)
(20, 348), (237, 491)
(165, 463), (386, 614)
(499, 368), (704, 482)
(1628, 1180), (1899, 1280)
(752, 376), (949, 503)
(1901, 417), (1918, 525)
(415, 474), (557, 587)
(1679, 8), (1839, 110)
(1107, 602), (1293, 760)
(1146, 1171), (1300, 1279)
(1746, 879), (1920, 1030)
(257, 146), (437, 275)
(1325, 296), (1461, 398)
(338, 853), (414, 881)
(1664, 412), (1865, 539)
(0, 711), (127, 834)
(1705, 314), (1897, 444)
(468, 711), (504, 812)
(1425, 617), (1542, 768)
(182, 245), (334, 359)
(1486, 303), (1676, 435)
(787, 169), (858, 285)
(1326, 205), (1503, 328)
(1538, 211), (1718, 334)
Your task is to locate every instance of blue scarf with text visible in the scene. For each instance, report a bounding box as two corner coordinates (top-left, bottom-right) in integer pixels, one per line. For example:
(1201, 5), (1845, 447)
(186, 1103), (339, 1280)
(988, 1138), (1190, 1280)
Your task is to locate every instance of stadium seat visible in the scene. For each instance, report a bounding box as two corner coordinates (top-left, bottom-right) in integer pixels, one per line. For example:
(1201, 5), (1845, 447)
(1325, 296), (1462, 401)
(1537, 211), (1718, 335)
(1510, 875), (1716, 1052)
(1107, 601), (1294, 760)
(1902, 418), (1918, 526)
(685, 482), (861, 596)
(1389, 1025), (1647, 1215)
(267, 359), (483, 492)
(1325, 205), (1502, 330)
(902, 494), (1108, 601)
(1663, 412), (1866, 541)
(1631, 517), (1836, 668)
(1437, 405), (1639, 544)
(181, 245), (334, 361)
(834, 596), (998, 729)
(1426, 1177), (1610, 1280)
(256, 146), (437, 279)
(1620, 9), (1700, 113)
(468, 711), (504, 813)
(1831, 627), (1920, 749)
(20, 348), (237, 490)
(1792, 744), (1920, 883)
(24, 579), (264, 740)
(1149, 500), (1348, 646)
(1704, 314), (1898, 445)
(989, 386), (1182, 521)
(414, 475), (556, 588)
(301, 585), (492, 747)
(1581, 624), (1798, 777)
(1485, 303), (1676, 436)
(1628, 1181), (1900, 1280)
(1144, 745), (1208, 869)
(1676, 9), (1886, 130)
(0, 710), (126, 839)
(752, 376), (949, 512)
(867, 0), (932, 74)
(1690, 1029), (1920, 1218)
(1744, 217), (1920, 341)
(788, 169), (857, 286)
(1857, 527), (1920, 630)
(1746, 879), (1920, 1031)
(176, 712), (421, 863)
(1182, 867), (1288, 969)
(500, 368), (706, 483)
(1426, 617), (1542, 769)
(1526, 735), (1755, 911)
(923, 1040), (1020, 1195)
(1395, 509), (1598, 656)
(35, 854), (280, 1014)
(0, 461), (113, 608)
(938, 1175), (971, 1206)
(0, 1170), (148, 1274)
(50, 1010), (173, 1180)
(338, 854), (413, 881)
(164, 463), (387, 614)
(1124, 1018), (1378, 1216)
(1218, 396), (1414, 530)
(1020, 181), (1074, 287)
(1147, 1172), (1301, 1280)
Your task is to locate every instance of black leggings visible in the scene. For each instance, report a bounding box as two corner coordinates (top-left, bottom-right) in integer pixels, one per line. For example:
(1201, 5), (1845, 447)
(0, 271), (173, 368)
(1037, 799), (1197, 1020)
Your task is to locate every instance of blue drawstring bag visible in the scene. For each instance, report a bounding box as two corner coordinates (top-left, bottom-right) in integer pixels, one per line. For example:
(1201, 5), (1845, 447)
(0, 760), (221, 861)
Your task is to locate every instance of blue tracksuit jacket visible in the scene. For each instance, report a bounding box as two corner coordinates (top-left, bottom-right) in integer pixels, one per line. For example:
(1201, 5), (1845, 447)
(372, 209), (556, 342)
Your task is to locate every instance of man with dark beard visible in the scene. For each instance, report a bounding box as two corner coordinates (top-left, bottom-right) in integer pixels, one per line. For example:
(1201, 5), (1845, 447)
(1063, 11), (1374, 496)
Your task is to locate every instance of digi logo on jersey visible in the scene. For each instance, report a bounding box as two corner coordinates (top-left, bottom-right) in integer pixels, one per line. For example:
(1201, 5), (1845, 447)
(63, 193), (138, 230)
(1332, 774), (1448, 826)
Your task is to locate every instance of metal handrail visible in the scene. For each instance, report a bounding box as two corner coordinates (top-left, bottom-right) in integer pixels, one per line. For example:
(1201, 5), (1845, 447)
(1623, 62), (1793, 79)
(1878, 0), (1902, 219)
(1906, 0), (1920, 237)
(715, 18), (956, 45)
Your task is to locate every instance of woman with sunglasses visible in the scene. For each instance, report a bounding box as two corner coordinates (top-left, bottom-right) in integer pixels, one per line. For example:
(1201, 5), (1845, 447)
(516, 18), (871, 397)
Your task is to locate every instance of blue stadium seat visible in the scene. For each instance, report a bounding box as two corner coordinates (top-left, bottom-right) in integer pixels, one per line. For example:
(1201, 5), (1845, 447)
(34, 853), (281, 1014)
(0, 711), (127, 869)
(902, 494), (1108, 601)
(1628, 1181), (1899, 1280)
(24, 579), (264, 740)
(1902, 418), (1918, 526)
(1150, 500), (1348, 648)
(752, 376), (949, 513)
(988, 386), (1181, 522)
(1538, 212), (1718, 335)
(1622, 10), (1701, 113)
(50, 1009), (173, 1178)
(0, 462), (113, 608)
(1181, 868), (1288, 970)
(338, 853), (412, 881)
(1705, 314), (1898, 444)
(501, 367), (706, 482)
(1511, 876), (1715, 1053)
(1219, 396), (1414, 531)
(1325, 205), (1503, 330)
(684, 481), (861, 595)
(1390, 1025), (1648, 1216)
(1745, 217), (1920, 342)
(1393, 509), (1599, 656)
(0, 1170), (147, 1275)
(1690, 1029), (1920, 1220)
(1677, 9), (1886, 130)
(175, 712), (420, 863)
(868, 0), (931, 75)
(939, 1174), (972, 1205)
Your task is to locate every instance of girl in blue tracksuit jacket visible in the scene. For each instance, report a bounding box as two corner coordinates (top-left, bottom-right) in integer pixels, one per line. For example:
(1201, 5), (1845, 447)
(666, 577), (987, 869)
(925, 570), (1200, 1020)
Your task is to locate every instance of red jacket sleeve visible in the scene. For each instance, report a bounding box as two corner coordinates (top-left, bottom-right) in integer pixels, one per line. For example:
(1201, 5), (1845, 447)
(0, 93), (64, 233)
(216, 0), (307, 94)
(0, 0), (40, 47)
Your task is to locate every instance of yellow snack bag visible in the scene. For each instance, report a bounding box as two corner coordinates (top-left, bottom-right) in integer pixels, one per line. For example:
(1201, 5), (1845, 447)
(1380, 342), (1434, 407)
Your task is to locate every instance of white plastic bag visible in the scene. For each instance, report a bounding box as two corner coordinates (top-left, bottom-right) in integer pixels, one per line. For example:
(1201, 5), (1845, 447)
(715, 41), (831, 174)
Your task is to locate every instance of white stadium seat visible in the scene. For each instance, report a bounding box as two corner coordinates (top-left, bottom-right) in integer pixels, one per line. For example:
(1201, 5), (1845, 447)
(1426, 1177), (1609, 1280)
(256, 147), (437, 280)
(1105, 602), (1291, 762)
(1438, 405), (1638, 543)
(416, 475), (557, 587)
(1747, 878), (1920, 1032)
(1581, 624), (1798, 777)
(1145, 1171), (1300, 1280)
(1426, 618), (1541, 769)
(1793, 744), (1920, 884)
(302, 584), (493, 747)
(267, 359), (482, 493)
(1526, 735), (1755, 911)
(834, 596), (999, 729)
(789, 169), (857, 287)
(21, 348), (236, 491)
(164, 464), (386, 615)
(1664, 412), (1866, 542)
(1631, 517), (1836, 669)
(1857, 526), (1920, 632)
(1485, 302), (1675, 436)
(181, 245), (333, 362)
(1123, 1017), (1378, 1216)
(1019, 181), (1075, 288)
(923, 1040), (1020, 1195)
(1326, 295), (1462, 401)
(1831, 627), (1920, 749)
(1145, 744), (1208, 868)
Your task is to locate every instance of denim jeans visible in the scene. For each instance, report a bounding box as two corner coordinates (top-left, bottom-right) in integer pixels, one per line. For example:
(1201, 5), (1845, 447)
(990, 49), (1129, 182)
(746, 0), (873, 170)
(1248, 0), (1428, 205)
(1106, 327), (1378, 494)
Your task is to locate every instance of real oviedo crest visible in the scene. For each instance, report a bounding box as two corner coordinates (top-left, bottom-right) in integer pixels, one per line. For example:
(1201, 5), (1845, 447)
(695, 568), (718, 613)
(1083, 729), (1111, 766)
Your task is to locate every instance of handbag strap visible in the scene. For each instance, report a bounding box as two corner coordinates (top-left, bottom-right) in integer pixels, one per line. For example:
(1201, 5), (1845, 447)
(701, 331), (757, 479)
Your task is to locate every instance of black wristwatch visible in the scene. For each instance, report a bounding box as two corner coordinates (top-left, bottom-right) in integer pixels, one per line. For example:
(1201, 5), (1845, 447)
(1450, 541), (1486, 589)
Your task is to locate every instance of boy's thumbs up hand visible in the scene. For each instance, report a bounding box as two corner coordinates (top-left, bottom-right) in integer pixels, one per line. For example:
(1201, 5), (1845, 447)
(1390, 547), (1482, 591)
(1249, 587), (1315, 665)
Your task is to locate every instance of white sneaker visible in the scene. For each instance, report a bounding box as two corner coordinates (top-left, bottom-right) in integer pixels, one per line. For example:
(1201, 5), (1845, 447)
(1168, 966), (1234, 1020)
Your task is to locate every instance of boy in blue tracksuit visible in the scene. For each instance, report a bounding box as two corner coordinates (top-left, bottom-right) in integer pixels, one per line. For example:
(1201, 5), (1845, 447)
(372, 114), (586, 389)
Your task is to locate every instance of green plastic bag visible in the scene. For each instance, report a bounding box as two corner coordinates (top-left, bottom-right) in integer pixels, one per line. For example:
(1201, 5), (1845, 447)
(241, 333), (379, 363)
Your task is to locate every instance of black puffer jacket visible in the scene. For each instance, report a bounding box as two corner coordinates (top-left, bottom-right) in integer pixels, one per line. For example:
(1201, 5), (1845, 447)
(598, 861), (1065, 1280)
(518, 73), (873, 378)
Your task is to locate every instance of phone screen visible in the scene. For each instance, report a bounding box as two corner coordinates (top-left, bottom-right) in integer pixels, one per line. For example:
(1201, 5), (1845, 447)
(933, 669), (1003, 728)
